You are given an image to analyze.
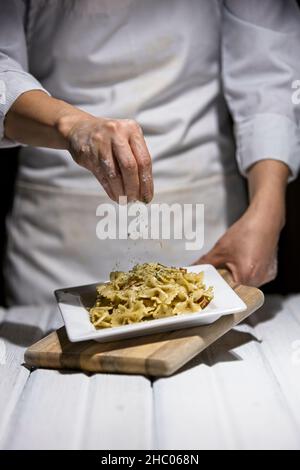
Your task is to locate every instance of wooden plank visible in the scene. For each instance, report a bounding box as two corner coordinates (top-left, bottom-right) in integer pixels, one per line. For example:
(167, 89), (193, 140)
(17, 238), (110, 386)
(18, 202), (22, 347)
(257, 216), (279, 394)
(80, 374), (153, 450)
(2, 296), (300, 450)
(1, 305), (152, 450)
(0, 305), (60, 447)
(249, 295), (300, 431)
(4, 370), (153, 450)
(24, 281), (265, 377)
(153, 297), (300, 450)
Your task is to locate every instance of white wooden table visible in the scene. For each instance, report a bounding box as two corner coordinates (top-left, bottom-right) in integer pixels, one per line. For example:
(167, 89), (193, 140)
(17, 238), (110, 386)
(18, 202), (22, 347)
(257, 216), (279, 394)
(0, 295), (300, 450)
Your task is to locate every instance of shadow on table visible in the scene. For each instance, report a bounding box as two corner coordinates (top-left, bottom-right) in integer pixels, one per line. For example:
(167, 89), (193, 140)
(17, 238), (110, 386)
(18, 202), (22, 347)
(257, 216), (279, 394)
(171, 295), (284, 377)
(246, 295), (284, 328)
(171, 328), (257, 376)
(0, 321), (47, 348)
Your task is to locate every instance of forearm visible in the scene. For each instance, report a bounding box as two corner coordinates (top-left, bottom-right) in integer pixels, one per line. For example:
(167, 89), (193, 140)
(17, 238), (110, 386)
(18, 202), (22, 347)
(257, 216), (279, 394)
(199, 159), (290, 286)
(4, 90), (90, 149)
(4, 89), (153, 203)
(247, 160), (289, 231)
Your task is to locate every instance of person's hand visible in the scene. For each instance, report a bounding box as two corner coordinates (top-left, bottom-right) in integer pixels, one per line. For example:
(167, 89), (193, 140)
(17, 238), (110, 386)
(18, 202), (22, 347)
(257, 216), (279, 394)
(5, 91), (153, 203)
(60, 115), (154, 203)
(194, 161), (289, 287)
(195, 205), (281, 286)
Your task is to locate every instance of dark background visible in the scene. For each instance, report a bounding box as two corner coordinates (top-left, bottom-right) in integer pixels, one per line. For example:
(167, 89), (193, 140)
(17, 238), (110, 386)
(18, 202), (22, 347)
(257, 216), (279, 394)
(1, 1), (300, 306)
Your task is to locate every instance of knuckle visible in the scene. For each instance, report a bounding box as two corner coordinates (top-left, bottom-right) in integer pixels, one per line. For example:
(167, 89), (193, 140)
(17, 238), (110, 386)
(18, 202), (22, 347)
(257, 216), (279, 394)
(106, 120), (120, 132)
(139, 158), (151, 172)
(127, 161), (138, 172)
(126, 119), (141, 132)
(244, 263), (256, 280)
(101, 162), (118, 180)
(113, 137), (127, 148)
(92, 130), (105, 144)
(121, 158), (137, 172)
(241, 261), (260, 285)
(79, 144), (89, 154)
(126, 118), (137, 127)
(107, 171), (118, 180)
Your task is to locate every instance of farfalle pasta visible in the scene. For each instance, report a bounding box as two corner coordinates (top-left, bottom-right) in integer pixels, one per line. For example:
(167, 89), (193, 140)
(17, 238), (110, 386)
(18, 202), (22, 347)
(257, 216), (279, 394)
(89, 263), (213, 329)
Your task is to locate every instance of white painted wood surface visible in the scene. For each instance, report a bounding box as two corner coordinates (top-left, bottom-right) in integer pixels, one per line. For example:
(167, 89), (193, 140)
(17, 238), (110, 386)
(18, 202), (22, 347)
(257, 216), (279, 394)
(0, 305), (153, 450)
(0, 305), (55, 448)
(154, 296), (300, 450)
(1, 296), (300, 450)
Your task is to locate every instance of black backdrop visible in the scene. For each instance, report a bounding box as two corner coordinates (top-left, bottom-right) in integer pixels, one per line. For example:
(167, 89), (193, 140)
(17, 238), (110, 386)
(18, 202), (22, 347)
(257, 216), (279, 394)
(1, 2), (300, 306)
(0, 148), (18, 305)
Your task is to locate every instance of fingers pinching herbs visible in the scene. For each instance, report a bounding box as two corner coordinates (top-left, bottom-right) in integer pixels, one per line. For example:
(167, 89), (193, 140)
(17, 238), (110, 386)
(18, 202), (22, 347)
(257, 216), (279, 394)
(129, 129), (154, 203)
(67, 117), (153, 203)
(95, 140), (124, 202)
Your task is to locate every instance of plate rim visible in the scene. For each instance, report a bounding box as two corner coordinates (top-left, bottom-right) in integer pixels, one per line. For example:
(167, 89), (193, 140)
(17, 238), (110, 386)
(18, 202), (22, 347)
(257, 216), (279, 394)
(55, 264), (247, 342)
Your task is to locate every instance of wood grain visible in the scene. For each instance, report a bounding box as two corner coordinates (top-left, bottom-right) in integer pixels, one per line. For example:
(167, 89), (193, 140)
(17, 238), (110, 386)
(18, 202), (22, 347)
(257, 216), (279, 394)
(0, 305), (55, 447)
(4, 370), (153, 450)
(154, 297), (300, 450)
(24, 271), (265, 377)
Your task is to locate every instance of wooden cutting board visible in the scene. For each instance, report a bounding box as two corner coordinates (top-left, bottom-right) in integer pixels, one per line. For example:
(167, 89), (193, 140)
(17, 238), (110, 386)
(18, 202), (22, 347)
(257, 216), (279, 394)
(24, 271), (264, 377)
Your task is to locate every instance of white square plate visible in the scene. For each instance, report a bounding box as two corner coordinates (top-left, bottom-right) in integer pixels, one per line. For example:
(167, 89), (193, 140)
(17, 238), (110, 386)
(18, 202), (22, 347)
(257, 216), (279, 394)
(55, 264), (247, 343)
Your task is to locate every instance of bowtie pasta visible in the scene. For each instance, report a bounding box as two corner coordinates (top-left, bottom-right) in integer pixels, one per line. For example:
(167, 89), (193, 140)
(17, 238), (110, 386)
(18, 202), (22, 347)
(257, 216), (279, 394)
(89, 263), (213, 329)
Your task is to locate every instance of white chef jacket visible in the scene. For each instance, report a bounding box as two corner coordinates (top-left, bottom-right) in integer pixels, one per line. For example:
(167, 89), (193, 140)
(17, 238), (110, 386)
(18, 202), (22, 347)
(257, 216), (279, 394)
(0, 0), (300, 305)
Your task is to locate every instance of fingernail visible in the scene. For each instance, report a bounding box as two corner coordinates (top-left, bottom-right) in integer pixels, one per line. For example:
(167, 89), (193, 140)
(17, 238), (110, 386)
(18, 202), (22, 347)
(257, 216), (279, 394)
(143, 194), (153, 204)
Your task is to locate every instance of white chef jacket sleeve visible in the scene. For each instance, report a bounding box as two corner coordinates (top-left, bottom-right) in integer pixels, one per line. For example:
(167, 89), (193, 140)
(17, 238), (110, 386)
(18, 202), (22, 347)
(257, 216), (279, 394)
(0, 0), (50, 148)
(222, 0), (300, 179)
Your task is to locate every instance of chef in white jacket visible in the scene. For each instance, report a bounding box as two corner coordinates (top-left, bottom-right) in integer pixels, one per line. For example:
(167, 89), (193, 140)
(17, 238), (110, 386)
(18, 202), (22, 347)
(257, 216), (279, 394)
(0, 0), (300, 305)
